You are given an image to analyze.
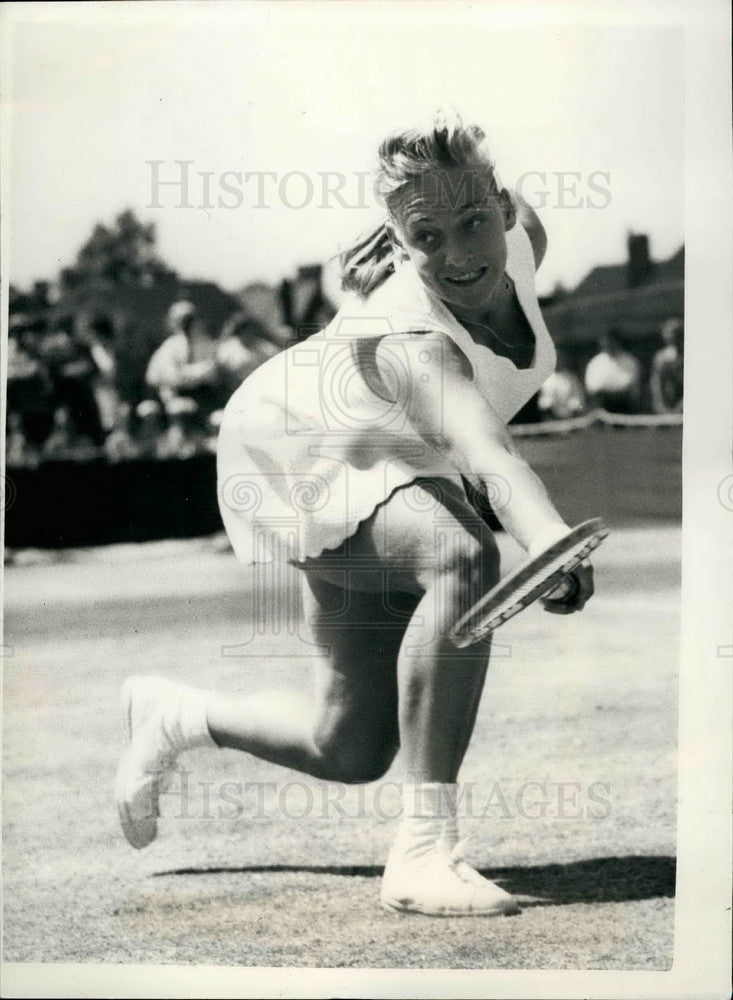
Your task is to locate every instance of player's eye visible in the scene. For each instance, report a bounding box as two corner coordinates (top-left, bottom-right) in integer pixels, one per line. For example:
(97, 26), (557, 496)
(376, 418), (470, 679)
(413, 230), (439, 249)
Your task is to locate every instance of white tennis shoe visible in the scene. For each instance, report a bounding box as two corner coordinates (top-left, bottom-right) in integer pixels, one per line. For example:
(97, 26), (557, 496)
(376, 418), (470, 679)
(380, 835), (521, 917)
(114, 674), (214, 849)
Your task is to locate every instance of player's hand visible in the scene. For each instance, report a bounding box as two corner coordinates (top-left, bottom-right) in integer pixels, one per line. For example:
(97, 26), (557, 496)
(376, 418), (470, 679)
(541, 560), (594, 615)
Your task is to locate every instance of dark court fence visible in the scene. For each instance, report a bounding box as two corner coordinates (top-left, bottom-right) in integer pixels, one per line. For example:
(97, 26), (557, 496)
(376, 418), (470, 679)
(4, 420), (681, 550)
(4, 453), (222, 549)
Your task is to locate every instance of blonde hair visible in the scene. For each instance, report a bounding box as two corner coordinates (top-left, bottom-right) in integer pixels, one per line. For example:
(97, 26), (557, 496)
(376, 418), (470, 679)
(340, 110), (497, 296)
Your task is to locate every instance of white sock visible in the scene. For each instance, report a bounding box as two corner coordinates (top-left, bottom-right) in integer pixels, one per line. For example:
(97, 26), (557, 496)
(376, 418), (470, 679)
(395, 782), (460, 859)
(159, 684), (216, 753)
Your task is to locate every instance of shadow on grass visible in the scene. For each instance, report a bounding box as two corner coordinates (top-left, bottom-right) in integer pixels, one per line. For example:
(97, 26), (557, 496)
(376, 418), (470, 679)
(489, 855), (676, 906)
(154, 854), (675, 906)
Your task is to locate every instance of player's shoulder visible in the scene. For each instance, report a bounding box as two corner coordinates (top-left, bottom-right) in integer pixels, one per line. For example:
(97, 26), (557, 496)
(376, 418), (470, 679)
(507, 187), (547, 270)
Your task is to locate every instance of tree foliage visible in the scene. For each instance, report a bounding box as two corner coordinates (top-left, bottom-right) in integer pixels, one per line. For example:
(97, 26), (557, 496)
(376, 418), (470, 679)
(60, 209), (176, 290)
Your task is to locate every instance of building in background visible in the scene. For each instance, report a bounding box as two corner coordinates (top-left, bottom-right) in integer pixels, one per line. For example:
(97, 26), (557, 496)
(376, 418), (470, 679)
(542, 233), (684, 395)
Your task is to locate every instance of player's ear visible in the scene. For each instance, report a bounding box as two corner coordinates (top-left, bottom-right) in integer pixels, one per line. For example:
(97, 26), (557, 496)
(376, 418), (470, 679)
(498, 189), (517, 231)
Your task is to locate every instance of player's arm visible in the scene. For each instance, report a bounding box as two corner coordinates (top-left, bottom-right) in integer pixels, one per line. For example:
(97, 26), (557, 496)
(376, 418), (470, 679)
(379, 332), (594, 612)
(378, 332), (567, 553)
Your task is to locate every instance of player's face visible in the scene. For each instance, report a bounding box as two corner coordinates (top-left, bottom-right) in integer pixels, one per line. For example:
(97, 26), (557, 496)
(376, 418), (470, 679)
(388, 167), (512, 319)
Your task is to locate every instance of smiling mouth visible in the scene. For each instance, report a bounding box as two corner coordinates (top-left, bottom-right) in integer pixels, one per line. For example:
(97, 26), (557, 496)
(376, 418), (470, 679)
(443, 266), (488, 287)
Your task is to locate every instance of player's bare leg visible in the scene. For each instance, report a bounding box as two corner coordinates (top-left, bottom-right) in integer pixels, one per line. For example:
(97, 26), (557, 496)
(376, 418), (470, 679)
(115, 578), (414, 849)
(205, 578), (412, 782)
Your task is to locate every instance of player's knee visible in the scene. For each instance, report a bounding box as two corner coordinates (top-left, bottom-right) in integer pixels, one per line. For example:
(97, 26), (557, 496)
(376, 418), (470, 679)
(313, 726), (398, 784)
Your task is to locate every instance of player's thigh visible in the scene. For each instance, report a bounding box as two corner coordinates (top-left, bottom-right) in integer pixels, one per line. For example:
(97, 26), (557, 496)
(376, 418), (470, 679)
(298, 472), (500, 689)
(300, 477), (500, 599)
(363, 477), (502, 606)
(292, 481), (500, 777)
(301, 475), (501, 665)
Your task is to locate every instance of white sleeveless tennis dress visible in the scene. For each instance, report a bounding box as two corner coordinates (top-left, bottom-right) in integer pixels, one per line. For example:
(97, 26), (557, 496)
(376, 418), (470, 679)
(217, 221), (556, 564)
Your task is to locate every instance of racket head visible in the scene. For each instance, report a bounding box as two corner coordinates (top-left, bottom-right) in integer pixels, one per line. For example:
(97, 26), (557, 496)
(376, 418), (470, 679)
(449, 518), (609, 648)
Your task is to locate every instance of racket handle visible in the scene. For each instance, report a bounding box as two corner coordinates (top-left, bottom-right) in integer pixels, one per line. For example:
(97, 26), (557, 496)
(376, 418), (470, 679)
(545, 574), (579, 601)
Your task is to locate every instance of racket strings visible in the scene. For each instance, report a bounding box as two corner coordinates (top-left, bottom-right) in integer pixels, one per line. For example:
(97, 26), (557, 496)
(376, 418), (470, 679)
(452, 525), (607, 645)
(481, 545), (594, 616)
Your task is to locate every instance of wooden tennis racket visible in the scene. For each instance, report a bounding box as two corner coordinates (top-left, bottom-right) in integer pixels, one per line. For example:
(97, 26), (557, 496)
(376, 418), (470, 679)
(449, 518), (610, 648)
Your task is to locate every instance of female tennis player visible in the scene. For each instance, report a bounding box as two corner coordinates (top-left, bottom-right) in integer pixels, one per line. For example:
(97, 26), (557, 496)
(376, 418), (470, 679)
(116, 111), (594, 917)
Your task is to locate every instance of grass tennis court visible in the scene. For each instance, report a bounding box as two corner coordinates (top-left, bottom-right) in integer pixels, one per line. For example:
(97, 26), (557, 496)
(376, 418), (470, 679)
(3, 524), (678, 968)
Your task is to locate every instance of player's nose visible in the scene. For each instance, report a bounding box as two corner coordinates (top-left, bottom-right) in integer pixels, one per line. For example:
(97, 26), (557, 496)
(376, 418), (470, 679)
(443, 233), (472, 270)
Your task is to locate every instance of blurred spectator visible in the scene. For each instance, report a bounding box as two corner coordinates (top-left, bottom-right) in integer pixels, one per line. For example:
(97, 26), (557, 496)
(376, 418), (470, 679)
(42, 406), (75, 456)
(135, 400), (169, 460)
(216, 309), (279, 401)
(6, 411), (39, 467)
(6, 321), (55, 448)
(42, 316), (106, 446)
(104, 401), (140, 462)
(79, 314), (120, 434)
(42, 404), (100, 460)
(145, 300), (222, 426)
(649, 317), (683, 414)
(161, 396), (204, 458)
(132, 396), (205, 460)
(584, 328), (642, 414)
(538, 349), (587, 421)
